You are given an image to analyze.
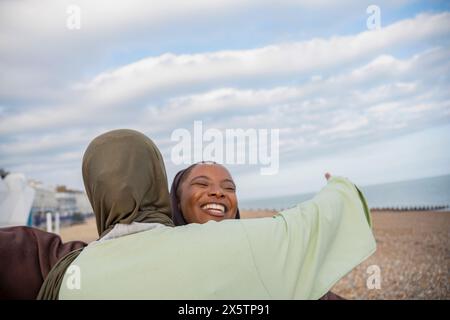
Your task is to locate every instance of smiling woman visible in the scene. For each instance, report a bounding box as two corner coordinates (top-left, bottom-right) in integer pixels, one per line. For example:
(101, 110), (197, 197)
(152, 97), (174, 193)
(170, 161), (240, 225)
(169, 162), (344, 300)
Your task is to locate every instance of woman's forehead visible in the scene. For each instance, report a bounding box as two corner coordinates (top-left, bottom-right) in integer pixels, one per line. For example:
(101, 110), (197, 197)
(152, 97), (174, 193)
(187, 163), (233, 180)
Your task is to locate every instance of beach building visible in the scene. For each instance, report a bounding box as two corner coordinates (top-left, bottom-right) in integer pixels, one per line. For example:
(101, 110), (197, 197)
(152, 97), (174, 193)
(0, 170), (92, 228)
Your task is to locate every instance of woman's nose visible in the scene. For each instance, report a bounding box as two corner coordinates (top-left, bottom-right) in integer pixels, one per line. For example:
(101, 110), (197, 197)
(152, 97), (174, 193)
(208, 187), (225, 198)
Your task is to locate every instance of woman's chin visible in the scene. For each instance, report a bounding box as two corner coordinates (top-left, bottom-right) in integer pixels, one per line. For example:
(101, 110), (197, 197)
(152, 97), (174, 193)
(207, 216), (224, 222)
(197, 212), (226, 223)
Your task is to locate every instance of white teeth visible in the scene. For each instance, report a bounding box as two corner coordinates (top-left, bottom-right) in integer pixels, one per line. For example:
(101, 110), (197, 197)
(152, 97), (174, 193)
(201, 203), (225, 213)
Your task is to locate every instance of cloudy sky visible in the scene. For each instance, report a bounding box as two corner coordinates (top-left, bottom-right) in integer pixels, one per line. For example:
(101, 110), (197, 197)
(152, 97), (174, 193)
(1, 0), (449, 200)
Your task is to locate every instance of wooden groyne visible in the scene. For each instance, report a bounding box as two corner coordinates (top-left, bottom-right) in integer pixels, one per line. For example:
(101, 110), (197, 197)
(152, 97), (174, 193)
(370, 205), (449, 212)
(243, 205), (450, 212)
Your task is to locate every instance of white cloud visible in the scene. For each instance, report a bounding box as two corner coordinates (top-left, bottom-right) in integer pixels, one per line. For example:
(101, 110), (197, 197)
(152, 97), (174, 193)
(4, 0), (385, 101)
(74, 13), (450, 106)
(1, 13), (448, 135)
(2, 46), (449, 165)
(0, 0), (428, 104)
(1, 7), (449, 193)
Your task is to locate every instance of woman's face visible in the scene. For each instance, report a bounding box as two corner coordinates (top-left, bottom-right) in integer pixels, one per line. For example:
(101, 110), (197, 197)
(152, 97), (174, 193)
(178, 164), (238, 224)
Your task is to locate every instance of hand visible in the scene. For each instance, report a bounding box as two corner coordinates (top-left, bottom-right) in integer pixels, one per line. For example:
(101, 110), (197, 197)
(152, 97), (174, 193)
(325, 172), (332, 181)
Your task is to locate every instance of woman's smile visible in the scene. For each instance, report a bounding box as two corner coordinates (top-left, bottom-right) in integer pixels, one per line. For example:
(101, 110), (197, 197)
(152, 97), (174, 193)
(200, 202), (228, 217)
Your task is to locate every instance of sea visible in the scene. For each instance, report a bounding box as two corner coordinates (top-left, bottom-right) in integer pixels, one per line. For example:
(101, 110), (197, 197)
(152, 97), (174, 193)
(239, 174), (450, 211)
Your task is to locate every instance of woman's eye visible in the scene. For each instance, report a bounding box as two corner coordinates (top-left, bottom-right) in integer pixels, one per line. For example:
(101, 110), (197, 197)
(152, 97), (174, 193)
(193, 182), (208, 187)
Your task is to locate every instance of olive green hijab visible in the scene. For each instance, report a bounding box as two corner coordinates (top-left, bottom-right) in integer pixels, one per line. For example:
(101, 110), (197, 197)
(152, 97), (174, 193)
(38, 129), (174, 299)
(83, 129), (174, 237)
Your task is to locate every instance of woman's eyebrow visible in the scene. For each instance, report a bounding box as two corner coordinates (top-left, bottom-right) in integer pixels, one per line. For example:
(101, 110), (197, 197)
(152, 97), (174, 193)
(190, 176), (235, 186)
(222, 179), (236, 186)
(190, 175), (211, 182)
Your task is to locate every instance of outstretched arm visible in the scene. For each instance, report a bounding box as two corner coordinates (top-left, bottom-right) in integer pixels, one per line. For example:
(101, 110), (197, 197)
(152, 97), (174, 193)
(241, 175), (376, 299)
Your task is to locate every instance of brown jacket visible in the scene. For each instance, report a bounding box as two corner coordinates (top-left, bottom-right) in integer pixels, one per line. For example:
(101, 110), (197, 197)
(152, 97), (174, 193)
(0, 226), (86, 299)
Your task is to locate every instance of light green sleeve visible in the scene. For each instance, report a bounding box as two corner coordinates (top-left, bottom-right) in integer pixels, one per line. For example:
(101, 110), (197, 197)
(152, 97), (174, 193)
(240, 176), (376, 299)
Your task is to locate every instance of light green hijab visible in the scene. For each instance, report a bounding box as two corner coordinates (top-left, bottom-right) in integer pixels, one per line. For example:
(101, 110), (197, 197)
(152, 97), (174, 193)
(38, 129), (174, 299)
